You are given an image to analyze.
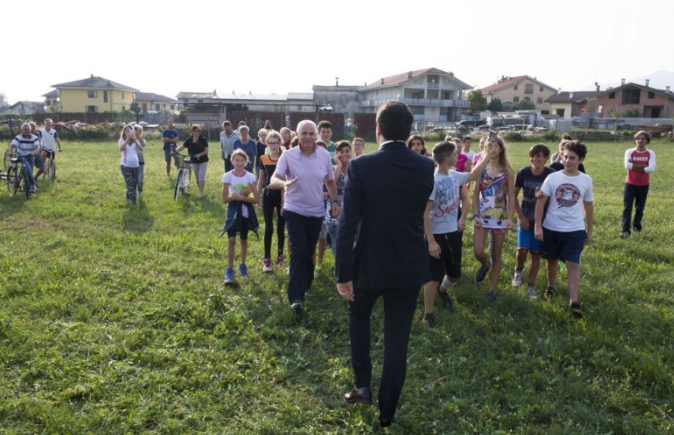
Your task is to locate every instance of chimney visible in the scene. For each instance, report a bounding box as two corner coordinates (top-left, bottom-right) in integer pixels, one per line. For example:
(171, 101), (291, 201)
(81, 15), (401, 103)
(380, 78), (384, 85)
(336, 77), (339, 86)
(646, 79), (650, 87)
(621, 78), (626, 85)
(569, 92), (574, 99)
(407, 71), (413, 79)
(90, 74), (94, 78)
(595, 81), (600, 92)
(667, 86), (671, 92)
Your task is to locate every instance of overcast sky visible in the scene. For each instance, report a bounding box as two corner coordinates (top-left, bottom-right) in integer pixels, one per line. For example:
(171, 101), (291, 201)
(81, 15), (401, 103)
(2, 0), (673, 103)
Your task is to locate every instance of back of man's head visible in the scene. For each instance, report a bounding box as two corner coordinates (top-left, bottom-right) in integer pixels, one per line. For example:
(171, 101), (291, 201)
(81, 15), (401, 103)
(377, 102), (413, 141)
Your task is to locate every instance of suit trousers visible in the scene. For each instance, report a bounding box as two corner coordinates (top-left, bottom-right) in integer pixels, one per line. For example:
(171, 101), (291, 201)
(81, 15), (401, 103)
(284, 211), (323, 304)
(622, 183), (649, 233)
(348, 285), (420, 420)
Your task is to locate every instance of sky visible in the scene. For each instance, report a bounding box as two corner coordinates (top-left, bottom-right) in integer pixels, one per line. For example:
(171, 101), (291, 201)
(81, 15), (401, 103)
(2, 0), (674, 104)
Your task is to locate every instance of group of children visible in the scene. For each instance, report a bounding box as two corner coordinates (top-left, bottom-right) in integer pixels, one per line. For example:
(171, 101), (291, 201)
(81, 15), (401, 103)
(422, 133), (594, 327)
(220, 120), (365, 284)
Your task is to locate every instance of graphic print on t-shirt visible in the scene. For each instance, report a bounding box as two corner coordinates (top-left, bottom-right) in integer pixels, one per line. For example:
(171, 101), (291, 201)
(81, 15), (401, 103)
(555, 183), (581, 208)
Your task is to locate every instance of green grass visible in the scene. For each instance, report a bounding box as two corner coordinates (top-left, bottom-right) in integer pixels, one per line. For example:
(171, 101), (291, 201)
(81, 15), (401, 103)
(1, 140), (673, 434)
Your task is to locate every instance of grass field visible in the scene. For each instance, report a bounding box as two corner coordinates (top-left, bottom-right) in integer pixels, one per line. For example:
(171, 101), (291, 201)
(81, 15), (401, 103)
(1, 139), (673, 434)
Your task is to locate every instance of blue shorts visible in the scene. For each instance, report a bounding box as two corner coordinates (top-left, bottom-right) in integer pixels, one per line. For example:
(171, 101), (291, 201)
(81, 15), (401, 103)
(517, 225), (543, 253)
(164, 149), (180, 163)
(541, 228), (586, 264)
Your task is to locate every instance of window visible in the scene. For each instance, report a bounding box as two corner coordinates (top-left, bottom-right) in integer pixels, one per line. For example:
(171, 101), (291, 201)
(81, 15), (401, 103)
(537, 97), (543, 104)
(154, 104), (159, 111)
(609, 92), (615, 99)
(170, 104), (175, 110)
(122, 106), (125, 111)
(142, 103), (148, 112)
(86, 105), (97, 112)
(525, 84), (534, 94)
(648, 91), (655, 99)
(540, 86), (544, 92)
(623, 89), (640, 104)
(514, 84), (518, 91)
(297, 105), (302, 110)
(410, 106), (425, 115)
(87, 90), (98, 98)
(524, 97), (531, 102)
(103, 91), (108, 103)
(440, 107), (449, 116)
(122, 92), (125, 100)
(513, 96), (520, 102)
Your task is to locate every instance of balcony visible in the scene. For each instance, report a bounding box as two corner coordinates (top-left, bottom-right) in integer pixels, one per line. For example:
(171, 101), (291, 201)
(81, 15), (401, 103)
(360, 98), (470, 108)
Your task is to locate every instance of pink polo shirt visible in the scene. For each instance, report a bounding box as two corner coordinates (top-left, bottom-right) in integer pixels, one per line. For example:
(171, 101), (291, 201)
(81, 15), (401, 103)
(275, 145), (334, 218)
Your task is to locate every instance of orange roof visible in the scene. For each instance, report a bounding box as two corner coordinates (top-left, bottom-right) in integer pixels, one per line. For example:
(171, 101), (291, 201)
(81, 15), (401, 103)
(480, 76), (527, 94)
(365, 67), (456, 89)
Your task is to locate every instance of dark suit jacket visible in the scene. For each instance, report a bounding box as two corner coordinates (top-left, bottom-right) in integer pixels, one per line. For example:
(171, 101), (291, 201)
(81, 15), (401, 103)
(335, 140), (434, 289)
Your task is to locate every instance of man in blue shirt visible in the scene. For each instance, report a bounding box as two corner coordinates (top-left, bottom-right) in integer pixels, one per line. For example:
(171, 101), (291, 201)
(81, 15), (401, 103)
(162, 119), (180, 176)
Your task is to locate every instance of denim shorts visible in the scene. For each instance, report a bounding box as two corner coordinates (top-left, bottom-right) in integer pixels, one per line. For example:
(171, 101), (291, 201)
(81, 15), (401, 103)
(164, 149), (179, 163)
(541, 228), (586, 264)
(517, 225), (543, 253)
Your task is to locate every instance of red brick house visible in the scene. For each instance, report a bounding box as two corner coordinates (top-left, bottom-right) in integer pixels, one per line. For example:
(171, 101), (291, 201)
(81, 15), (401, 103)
(590, 81), (674, 118)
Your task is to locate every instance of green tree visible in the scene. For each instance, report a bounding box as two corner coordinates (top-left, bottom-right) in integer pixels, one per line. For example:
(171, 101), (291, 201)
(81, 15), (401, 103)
(0, 92), (8, 109)
(623, 107), (641, 117)
(466, 90), (487, 114)
(130, 101), (141, 123)
(488, 98), (503, 113)
(511, 100), (535, 111)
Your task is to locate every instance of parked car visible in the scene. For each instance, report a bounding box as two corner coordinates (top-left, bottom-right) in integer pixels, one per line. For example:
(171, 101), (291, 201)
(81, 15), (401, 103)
(456, 119), (487, 128)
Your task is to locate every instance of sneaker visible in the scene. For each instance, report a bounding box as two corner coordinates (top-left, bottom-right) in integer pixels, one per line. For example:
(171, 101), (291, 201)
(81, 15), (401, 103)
(422, 313), (435, 328)
(512, 270), (524, 287)
(138, 192), (143, 199)
(545, 286), (556, 298)
(475, 265), (490, 284)
(570, 301), (583, 319)
(263, 258), (272, 273)
(224, 267), (235, 284)
(526, 285), (537, 300)
(276, 256), (285, 268)
(620, 231), (630, 239)
(438, 289), (455, 311)
(291, 301), (304, 314)
(239, 263), (248, 278)
(487, 290), (497, 302)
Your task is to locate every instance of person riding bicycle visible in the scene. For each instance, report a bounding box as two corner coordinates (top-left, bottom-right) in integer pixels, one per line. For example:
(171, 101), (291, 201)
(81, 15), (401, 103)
(9, 123), (40, 193)
(35, 118), (62, 180)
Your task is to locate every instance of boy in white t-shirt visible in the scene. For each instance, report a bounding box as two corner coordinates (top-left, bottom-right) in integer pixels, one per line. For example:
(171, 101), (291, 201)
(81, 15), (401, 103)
(534, 140), (594, 319)
(422, 140), (494, 328)
(222, 149), (260, 284)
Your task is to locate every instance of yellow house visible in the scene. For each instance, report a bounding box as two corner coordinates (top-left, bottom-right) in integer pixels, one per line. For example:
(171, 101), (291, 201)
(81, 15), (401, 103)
(51, 75), (139, 113)
(481, 75), (557, 114)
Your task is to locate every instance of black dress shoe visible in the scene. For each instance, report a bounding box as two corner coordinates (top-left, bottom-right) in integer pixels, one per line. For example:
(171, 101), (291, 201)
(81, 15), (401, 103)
(344, 387), (372, 404)
(379, 415), (392, 427)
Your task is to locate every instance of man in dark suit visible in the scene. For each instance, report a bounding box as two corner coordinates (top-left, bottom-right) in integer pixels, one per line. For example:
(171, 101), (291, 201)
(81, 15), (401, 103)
(335, 101), (434, 426)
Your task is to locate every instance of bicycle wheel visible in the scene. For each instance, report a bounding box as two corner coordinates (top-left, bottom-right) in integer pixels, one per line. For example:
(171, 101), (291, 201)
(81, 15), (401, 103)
(22, 169), (30, 199)
(6, 166), (17, 195)
(182, 168), (191, 195)
(16, 168), (26, 197)
(174, 170), (183, 200)
(48, 157), (56, 183)
(3, 150), (10, 170)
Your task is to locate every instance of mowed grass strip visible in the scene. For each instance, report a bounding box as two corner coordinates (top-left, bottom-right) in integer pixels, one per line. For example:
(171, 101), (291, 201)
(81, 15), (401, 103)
(0, 139), (672, 434)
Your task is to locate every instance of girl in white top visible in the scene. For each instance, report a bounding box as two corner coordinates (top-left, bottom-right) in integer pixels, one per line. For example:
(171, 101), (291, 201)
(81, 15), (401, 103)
(118, 124), (143, 204)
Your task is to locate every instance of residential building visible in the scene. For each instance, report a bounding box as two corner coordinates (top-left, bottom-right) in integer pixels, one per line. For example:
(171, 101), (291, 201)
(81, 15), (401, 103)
(0, 101), (43, 115)
(545, 91), (598, 118)
(313, 83), (361, 116)
(51, 75), (139, 113)
(589, 80), (674, 118)
(482, 75), (557, 113)
(134, 92), (179, 113)
(42, 90), (59, 108)
(359, 67), (471, 126)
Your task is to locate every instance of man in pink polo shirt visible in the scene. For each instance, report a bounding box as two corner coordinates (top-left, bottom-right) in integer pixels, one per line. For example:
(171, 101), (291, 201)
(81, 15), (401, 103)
(270, 120), (339, 313)
(621, 130), (656, 238)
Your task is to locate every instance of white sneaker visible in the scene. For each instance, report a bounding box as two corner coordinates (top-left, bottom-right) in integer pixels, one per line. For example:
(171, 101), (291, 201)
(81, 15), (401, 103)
(527, 285), (538, 300)
(512, 270), (524, 287)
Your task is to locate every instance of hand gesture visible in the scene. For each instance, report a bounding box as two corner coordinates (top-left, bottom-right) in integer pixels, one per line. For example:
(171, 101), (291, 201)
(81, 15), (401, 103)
(518, 217), (530, 231)
(331, 201), (340, 218)
(337, 281), (354, 301)
(507, 220), (517, 232)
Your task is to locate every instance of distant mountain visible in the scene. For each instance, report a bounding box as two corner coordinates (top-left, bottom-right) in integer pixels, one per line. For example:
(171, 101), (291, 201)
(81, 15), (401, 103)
(582, 70), (674, 91)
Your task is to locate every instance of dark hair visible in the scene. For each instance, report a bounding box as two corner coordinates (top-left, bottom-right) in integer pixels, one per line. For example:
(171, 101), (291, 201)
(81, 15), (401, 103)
(562, 140), (587, 160)
(377, 102), (413, 141)
(432, 141), (456, 164)
(315, 140), (327, 149)
(290, 137), (299, 148)
(223, 121), (232, 128)
(463, 137), (472, 143)
(634, 130), (651, 144)
(336, 140), (351, 151)
(562, 135), (572, 141)
(406, 134), (427, 155)
(529, 143), (550, 157)
(318, 120), (332, 130)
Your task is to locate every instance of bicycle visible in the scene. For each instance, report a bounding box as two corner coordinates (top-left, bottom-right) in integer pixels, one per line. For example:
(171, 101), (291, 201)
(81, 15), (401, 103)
(6, 154), (31, 199)
(42, 148), (59, 184)
(174, 154), (192, 200)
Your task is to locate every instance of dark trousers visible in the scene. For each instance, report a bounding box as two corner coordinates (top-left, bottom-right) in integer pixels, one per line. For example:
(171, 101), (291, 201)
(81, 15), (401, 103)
(348, 285), (420, 421)
(622, 183), (649, 233)
(224, 157), (233, 173)
(262, 191), (285, 259)
(284, 211), (323, 304)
